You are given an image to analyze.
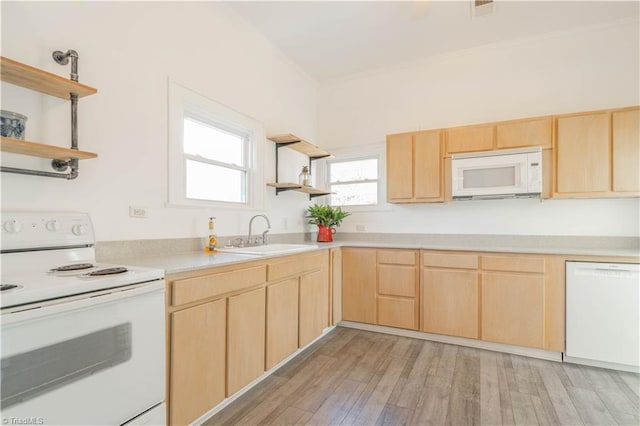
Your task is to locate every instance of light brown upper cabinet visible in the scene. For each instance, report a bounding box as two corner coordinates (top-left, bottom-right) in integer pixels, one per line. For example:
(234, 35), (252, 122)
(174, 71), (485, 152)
(387, 130), (444, 203)
(445, 123), (494, 155)
(612, 107), (640, 193)
(496, 116), (552, 149)
(555, 111), (610, 195)
(555, 106), (639, 198)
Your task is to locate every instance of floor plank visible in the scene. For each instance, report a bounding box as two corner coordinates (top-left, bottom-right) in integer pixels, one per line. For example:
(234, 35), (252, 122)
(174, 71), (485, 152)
(568, 386), (618, 426)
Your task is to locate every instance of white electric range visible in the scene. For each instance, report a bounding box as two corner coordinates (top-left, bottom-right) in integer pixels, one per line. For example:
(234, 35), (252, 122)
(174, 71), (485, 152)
(1, 211), (167, 425)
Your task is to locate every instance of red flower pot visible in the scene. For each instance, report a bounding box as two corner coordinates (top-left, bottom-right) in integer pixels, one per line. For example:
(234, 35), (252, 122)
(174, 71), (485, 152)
(317, 225), (336, 242)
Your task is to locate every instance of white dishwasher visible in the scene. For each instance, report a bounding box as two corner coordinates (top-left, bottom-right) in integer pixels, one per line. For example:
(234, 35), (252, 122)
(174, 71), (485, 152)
(565, 261), (640, 372)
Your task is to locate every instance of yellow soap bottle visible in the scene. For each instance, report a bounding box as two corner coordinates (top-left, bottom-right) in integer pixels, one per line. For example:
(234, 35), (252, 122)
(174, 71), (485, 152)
(205, 216), (218, 253)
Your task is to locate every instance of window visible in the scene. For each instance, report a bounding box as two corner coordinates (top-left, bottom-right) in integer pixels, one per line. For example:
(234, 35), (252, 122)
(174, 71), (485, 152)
(168, 80), (264, 209)
(328, 157), (379, 206)
(183, 117), (247, 203)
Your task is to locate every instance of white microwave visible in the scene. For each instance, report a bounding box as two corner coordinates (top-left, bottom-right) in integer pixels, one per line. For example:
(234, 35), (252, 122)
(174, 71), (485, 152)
(451, 147), (542, 200)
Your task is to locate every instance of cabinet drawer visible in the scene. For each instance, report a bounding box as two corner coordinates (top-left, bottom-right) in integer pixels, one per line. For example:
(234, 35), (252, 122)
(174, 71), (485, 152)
(268, 253), (324, 281)
(481, 255), (545, 274)
(423, 252), (478, 269)
(378, 265), (416, 297)
(172, 265), (266, 306)
(377, 296), (417, 330)
(377, 250), (416, 265)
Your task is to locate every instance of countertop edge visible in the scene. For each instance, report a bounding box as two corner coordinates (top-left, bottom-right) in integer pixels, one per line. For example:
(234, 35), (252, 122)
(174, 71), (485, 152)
(105, 241), (640, 275)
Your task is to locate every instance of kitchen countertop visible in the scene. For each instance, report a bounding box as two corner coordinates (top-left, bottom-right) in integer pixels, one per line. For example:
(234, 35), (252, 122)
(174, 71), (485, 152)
(102, 235), (640, 275)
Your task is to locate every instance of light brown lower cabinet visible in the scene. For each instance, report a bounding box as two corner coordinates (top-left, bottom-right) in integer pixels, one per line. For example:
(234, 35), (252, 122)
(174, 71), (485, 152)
(342, 248), (418, 330)
(420, 251), (563, 351)
(227, 287), (266, 396)
(342, 248), (377, 324)
(167, 250), (330, 424)
(170, 299), (226, 426)
(480, 254), (565, 351)
(266, 278), (299, 370)
(422, 252), (479, 338)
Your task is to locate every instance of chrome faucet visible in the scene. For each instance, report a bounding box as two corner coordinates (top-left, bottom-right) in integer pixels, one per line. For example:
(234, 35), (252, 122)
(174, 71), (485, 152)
(247, 214), (271, 245)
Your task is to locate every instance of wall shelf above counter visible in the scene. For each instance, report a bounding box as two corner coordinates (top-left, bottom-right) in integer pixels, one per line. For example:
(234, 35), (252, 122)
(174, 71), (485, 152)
(0, 137), (98, 161)
(267, 133), (333, 159)
(267, 134), (334, 199)
(0, 56), (97, 99)
(266, 182), (333, 198)
(0, 53), (98, 179)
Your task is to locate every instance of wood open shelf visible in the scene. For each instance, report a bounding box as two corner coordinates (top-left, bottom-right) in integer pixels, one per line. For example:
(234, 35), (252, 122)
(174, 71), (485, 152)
(268, 134), (333, 159)
(267, 182), (332, 198)
(1, 137), (98, 161)
(0, 56), (97, 100)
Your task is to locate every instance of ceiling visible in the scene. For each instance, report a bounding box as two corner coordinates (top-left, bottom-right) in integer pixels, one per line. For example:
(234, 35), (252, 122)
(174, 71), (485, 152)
(226, 1), (639, 81)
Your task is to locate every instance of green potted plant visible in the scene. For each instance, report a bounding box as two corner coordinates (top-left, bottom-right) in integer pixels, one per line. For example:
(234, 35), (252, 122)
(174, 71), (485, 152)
(306, 204), (351, 242)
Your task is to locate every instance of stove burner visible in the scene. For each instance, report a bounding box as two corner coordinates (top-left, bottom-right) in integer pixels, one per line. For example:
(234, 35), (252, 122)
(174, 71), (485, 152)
(50, 263), (95, 272)
(1, 284), (21, 292)
(85, 267), (128, 276)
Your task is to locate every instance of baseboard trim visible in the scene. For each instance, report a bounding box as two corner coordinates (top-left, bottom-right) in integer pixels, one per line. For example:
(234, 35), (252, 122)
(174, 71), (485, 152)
(192, 325), (336, 426)
(338, 321), (563, 362)
(563, 355), (640, 373)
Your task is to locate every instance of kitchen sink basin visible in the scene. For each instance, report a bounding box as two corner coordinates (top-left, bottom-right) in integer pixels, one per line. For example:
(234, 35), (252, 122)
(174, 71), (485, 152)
(217, 243), (319, 256)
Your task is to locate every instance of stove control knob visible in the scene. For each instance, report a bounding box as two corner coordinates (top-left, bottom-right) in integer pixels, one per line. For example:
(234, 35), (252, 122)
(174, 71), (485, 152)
(72, 224), (87, 236)
(45, 220), (61, 232)
(3, 220), (23, 234)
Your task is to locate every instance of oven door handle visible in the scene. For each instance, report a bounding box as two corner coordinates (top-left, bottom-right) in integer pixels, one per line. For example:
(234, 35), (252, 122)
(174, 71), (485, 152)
(2, 280), (165, 325)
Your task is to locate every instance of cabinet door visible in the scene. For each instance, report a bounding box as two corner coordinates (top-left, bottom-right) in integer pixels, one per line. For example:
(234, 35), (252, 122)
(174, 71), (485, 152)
(556, 112), (610, 194)
(414, 130), (443, 201)
(342, 248), (377, 324)
(387, 133), (414, 201)
(423, 269), (478, 339)
(299, 269), (329, 347)
(266, 279), (299, 370)
(482, 272), (544, 349)
(496, 117), (552, 149)
(612, 108), (640, 193)
(170, 299), (226, 425)
(227, 287), (266, 396)
(446, 124), (494, 154)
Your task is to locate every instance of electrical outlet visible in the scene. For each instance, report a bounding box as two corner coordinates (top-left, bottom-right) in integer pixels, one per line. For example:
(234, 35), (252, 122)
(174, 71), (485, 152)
(356, 224), (366, 232)
(282, 218), (288, 230)
(129, 206), (149, 218)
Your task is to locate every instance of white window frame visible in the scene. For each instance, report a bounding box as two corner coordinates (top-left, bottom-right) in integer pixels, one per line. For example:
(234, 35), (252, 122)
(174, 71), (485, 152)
(168, 79), (264, 210)
(319, 143), (391, 212)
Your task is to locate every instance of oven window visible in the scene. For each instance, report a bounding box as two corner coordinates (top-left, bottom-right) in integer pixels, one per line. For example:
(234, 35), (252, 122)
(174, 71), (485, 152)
(463, 166), (516, 188)
(1, 323), (132, 408)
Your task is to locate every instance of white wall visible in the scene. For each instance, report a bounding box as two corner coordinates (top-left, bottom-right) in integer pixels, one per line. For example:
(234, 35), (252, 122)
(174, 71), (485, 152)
(1, 2), (317, 241)
(317, 18), (640, 237)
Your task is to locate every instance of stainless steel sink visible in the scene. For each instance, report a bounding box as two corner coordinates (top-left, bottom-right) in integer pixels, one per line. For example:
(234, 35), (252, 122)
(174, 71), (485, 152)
(217, 243), (319, 256)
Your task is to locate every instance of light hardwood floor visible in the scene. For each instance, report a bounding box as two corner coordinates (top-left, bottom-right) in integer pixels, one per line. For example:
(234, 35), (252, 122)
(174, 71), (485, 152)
(205, 327), (640, 425)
